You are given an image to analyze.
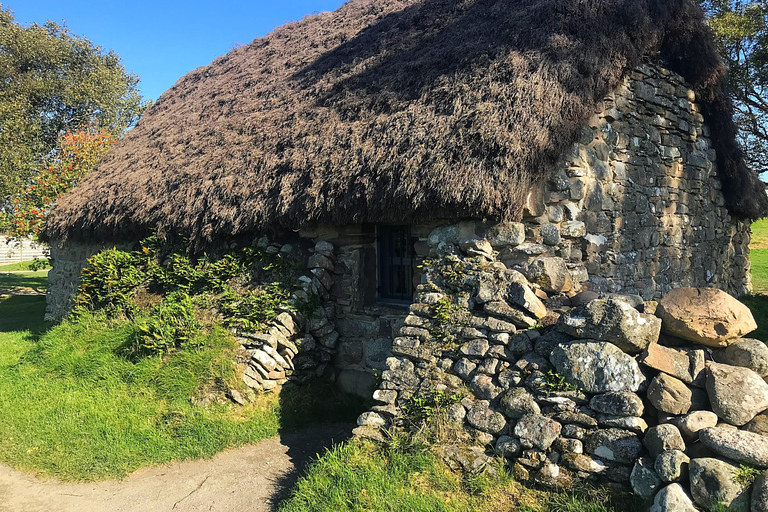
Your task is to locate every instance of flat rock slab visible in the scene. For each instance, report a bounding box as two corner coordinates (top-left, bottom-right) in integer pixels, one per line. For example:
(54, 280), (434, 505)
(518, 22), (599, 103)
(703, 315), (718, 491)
(699, 427), (768, 468)
(550, 340), (644, 393)
(656, 288), (757, 347)
(0, 423), (352, 512)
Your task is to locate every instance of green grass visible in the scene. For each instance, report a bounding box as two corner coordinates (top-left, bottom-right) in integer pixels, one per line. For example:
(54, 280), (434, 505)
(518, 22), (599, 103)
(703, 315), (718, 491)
(0, 299), (363, 481)
(0, 271), (49, 293)
(0, 260), (50, 272)
(751, 249), (768, 294)
(742, 294), (768, 342)
(278, 440), (644, 512)
(751, 218), (768, 250)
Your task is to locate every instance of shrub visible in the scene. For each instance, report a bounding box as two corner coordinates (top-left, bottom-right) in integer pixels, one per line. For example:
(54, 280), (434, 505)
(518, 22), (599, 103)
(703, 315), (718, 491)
(74, 248), (146, 316)
(129, 292), (201, 357)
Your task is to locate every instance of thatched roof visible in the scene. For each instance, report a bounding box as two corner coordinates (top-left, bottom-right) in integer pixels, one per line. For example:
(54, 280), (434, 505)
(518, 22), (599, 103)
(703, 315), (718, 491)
(45, 0), (768, 245)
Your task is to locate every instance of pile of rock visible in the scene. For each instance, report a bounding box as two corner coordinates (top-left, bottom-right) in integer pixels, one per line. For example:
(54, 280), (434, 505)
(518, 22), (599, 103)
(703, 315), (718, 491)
(356, 247), (768, 512)
(235, 239), (340, 392)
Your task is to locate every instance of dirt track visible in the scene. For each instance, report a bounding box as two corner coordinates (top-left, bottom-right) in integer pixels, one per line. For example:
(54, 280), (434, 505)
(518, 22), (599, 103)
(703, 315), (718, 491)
(0, 423), (351, 512)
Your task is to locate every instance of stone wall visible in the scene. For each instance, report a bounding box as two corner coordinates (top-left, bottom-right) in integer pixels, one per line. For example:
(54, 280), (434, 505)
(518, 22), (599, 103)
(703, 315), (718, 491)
(45, 240), (121, 321)
(355, 242), (768, 512)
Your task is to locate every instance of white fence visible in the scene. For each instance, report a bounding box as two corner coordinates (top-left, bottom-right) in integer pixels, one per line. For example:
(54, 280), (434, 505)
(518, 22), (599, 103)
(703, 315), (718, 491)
(0, 236), (48, 264)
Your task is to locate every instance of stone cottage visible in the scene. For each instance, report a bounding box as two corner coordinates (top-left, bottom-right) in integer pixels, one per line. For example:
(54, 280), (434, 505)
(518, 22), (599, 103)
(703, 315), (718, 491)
(43, 0), (768, 387)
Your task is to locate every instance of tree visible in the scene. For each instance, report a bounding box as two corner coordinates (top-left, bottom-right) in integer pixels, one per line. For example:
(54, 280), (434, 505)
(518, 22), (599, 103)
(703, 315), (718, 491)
(0, 4), (148, 202)
(702, 0), (768, 175)
(8, 127), (117, 238)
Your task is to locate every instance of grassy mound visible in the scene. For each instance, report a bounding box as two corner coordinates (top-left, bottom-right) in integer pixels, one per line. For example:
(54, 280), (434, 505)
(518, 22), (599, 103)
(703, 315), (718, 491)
(0, 296), (362, 481)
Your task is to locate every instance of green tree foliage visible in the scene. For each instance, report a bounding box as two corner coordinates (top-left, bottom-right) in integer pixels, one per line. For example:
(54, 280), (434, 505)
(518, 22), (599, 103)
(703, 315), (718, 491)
(703, 0), (768, 173)
(0, 4), (148, 201)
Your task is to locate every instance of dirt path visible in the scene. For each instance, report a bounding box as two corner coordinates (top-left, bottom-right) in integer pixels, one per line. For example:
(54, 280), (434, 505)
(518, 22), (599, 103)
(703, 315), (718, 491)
(0, 423), (352, 512)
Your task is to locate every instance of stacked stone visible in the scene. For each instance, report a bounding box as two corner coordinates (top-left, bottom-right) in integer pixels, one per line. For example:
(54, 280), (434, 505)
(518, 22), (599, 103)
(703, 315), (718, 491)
(356, 237), (768, 512)
(237, 239), (340, 392)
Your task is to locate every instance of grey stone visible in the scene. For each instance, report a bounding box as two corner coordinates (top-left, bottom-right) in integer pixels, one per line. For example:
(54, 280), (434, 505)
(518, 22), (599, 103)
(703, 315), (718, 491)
(534, 330), (573, 357)
(460, 238), (494, 259)
(590, 392), (645, 417)
(753, 470), (768, 512)
(373, 389), (397, 404)
(706, 362), (768, 426)
(645, 424), (686, 458)
(439, 445), (493, 475)
(655, 450), (690, 482)
(498, 369), (524, 389)
(446, 403), (467, 424)
(507, 333), (534, 356)
(554, 438), (584, 454)
(514, 414), (562, 450)
(471, 374), (502, 400)
(550, 340), (644, 393)
(495, 435), (523, 458)
(699, 427), (768, 468)
(631, 457), (663, 498)
(561, 424), (587, 440)
(597, 415), (648, 434)
(466, 401), (506, 435)
(555, 298), (661, 353)
(744, 410), (768, 436)
(561, 221), (586, 238)
(514, 352), (553, 372)
(536, 463), (574, 489)
(650, 483), (698, 512)
(640, 343), (702, 384)
(689, 458), (750, 512)
(357, 411), (387, 427)
(338, 370), (377, 399)
(540, 224), (562, 247)
(453, 358), (477, 380)
(501, 387), (541, 419)
(485, 222), (526, 247)
(584, 428), (643, 464)
(460, 339), (490, 357)
(525, 257), (573, 293)
(506, 283), (549, 319)
(648, 373), (693, 415)
(484, 301), (538, 329)
(554, 411), (598, 428)
(561, 453), (609, 474)
(714, 338), (768, 377)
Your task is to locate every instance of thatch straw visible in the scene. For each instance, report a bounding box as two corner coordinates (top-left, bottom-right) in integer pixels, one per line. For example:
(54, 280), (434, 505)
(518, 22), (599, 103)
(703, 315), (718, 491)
(44, 0), (768, 246)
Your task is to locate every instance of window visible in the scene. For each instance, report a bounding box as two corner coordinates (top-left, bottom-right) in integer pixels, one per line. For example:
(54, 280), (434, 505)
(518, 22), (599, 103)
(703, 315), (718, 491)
(377, 225), (414, 302)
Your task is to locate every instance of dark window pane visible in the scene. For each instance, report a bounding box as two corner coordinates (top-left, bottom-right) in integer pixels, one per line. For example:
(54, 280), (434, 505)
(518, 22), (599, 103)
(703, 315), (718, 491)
(378, 225), (414, 301)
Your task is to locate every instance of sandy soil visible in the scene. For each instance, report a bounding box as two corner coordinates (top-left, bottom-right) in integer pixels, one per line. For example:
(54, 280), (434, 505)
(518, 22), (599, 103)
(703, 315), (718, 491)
(0, 423), (352, 512)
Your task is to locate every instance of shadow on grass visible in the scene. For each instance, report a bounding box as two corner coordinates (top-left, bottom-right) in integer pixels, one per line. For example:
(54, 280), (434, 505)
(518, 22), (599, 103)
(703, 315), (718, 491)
(742, 294), (768, 342)
(0, 272), (48, 293)
(0, 295), (51, 335)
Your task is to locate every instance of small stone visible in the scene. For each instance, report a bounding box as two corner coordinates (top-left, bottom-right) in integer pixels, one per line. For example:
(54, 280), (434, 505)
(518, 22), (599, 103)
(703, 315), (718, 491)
(446, 403), (467, 423)
(485, 222), (526, 247)
(673, 411), (719, 440)
(484, 301), (538, 329)
(640, 343), (699, 384)
(630, 457), (663, 498)
(453, 358), (477, 379)
(584, 428), (643, 464)
(506, 283), (549, 320)
(555, 298), (661, 353)
(561, 453), (608, 474)
(644, 424), (686, 458)
(647, 373), (693, 415)
(525, 257), (573, 293)
(501, 387), (541, 419)
(550, 340), (644, 393)
(534, 331), (573, 357)
(554, 411), (598, 428)
(471, 374), (502, 400)
(495, 435), (522, 458)
(539, 225), (562, 247)
(460, 339), (490, 357)
(513, 352), (552, 372)
(514, 414), (562, 450)
(689, 458), (750, 512)
(714, 338), (768, 377)
(656, 288), (758, 347)
(536, 463), (574, 488)
(357, 412), (387, 428)
(466, 401), (506, 435)
(597, 415), (648, 434)
(744, 410), (768, 436)
(655, 450), (690, 482)
(554, 438), (583, 454)
(561, 424), (587, 440)
(373, 389), (397, 404)
(650, 483), (698, 512)
(497, 369), (524, 389)
(706, 362), (768, 425)
(699, 427), (768, 468)
(590, 392), (645, 417)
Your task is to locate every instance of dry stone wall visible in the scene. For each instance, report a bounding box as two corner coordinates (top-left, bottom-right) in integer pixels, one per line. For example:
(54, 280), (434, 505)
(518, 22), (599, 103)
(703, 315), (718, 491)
(355, 240), (768, 512)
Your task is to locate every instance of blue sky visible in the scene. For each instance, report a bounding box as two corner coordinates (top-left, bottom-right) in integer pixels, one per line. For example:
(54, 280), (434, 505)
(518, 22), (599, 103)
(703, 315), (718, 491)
(10, 0), (347, 102)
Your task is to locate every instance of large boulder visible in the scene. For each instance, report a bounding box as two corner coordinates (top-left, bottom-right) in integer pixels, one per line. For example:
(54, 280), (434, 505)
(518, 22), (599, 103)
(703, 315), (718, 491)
(705, 362), (768, 426)
(699, 427), (768, 468)
(656, 288), (757, 347)
(689, 458), (750, 512)
(550, 340), (645, 393)
(555, 298), (661, 353)
(714, 338), (768, 377)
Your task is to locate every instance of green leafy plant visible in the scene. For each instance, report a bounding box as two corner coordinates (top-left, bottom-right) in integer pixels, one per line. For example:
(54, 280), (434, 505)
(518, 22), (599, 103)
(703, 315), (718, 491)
(401, 389), (463, 427)
(128, 293), (201, 357)
(74, 248), (147, 316)
(429, 296), (469, 341)
(544, 369), (579, 392)
(735, 464), (761, 488)
(28, 257), (50, 272)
